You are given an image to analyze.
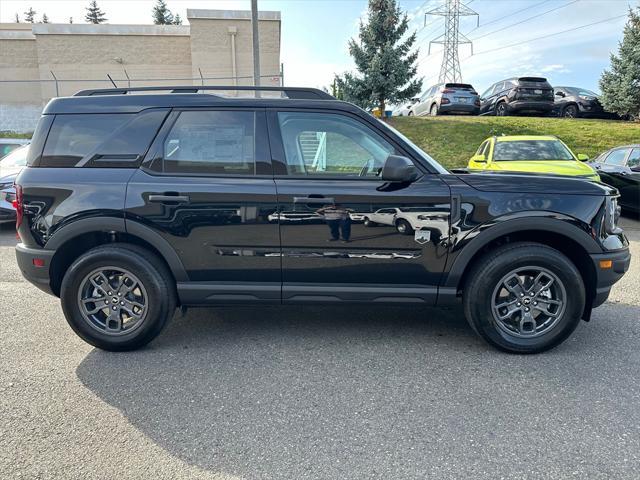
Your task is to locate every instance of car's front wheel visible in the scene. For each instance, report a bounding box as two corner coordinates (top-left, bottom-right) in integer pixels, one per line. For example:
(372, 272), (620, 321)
(463, 242), (585, 353)
(495, 102), (508, 116)
(363, 217), (376, 227)
(563, 104), (579, 118)
(60, 244), (177, 351)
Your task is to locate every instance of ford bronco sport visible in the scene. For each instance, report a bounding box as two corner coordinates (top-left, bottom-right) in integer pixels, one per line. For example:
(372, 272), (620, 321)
(14, 86), (630, 353)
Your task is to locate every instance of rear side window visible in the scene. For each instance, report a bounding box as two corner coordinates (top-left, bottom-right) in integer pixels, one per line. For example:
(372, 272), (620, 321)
(604, 149), (629, 166)
(41, 114), (132, 167)
(39, 111), (168, 168)
(162, 110), (256, 175)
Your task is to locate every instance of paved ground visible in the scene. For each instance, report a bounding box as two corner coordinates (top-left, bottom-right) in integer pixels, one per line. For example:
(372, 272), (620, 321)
(1, 217), (639, 480)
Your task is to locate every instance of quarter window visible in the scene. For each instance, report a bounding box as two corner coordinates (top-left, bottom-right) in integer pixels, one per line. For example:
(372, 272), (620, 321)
(277, 112), (396, 177)
(627, 149), (640, 168)
(163, 111), (256, 175)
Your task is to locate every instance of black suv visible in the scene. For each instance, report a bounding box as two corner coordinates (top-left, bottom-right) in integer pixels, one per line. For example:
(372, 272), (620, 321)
(480, 77), (554, 116)
(15, 86), (630, 353)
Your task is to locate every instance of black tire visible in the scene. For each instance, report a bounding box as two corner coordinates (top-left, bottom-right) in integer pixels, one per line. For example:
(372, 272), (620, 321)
(463, 242), (585, 354)
(60, 243), (177, 351)
(430, 104), (438, 116)
(563, 104), (579, 118)
(396, 219), (413, 235)
(495, 102), (508, 116)
(363, 217), (376, 227)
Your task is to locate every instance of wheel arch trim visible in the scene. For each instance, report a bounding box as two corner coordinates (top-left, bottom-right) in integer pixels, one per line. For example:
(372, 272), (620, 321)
(442, 215), (601, 289)
(45, 217), (189, 282)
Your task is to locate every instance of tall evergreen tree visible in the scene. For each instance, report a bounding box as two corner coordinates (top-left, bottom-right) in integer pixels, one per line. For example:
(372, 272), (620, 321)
(599, 7), (640, 120)
(85, 1), (107, 24)
(346, 0), (422, 115)
(14, 13), (20, 23)
(42, 13), (49, 24)
(24, 7), (36, 23)
(173, 13), (182, 25)
(152, 0), (174, 25)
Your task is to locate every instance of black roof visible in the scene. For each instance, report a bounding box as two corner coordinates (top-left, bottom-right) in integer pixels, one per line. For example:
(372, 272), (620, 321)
(43, 85), (358, 115)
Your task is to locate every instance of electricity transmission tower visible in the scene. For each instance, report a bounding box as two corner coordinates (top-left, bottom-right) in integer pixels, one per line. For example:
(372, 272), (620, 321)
(426, 0), (479, 83)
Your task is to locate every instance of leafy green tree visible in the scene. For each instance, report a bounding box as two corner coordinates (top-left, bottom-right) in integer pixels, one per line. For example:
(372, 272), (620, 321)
(152, 0), (174, 25)
(85, 1), (107, 24)
(346, 0), (422, 115)
(600, 7), (640, 119)
(24, 7), (36, 23)
(42, 13), (49, 24)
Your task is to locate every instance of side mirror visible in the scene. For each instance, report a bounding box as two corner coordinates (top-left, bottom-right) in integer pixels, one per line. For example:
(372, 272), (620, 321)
(381, 155), (419, 182)
(631, 165), (640, 172)
(473, 154), (487, 163)
(555, 91), (565, 97)
(577, 153), (589, 161)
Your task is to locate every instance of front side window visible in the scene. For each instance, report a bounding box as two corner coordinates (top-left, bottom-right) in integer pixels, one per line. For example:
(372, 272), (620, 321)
(492, 82), (506, 95)
(277, 112), (396, 177)
(480, 86), (494, 99)
(163, 111), (255, 175)
(604, 149), (629, 166)
(492, 140), (575, 161)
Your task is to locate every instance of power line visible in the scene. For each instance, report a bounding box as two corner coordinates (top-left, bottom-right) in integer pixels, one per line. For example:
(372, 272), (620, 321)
(468, 13), (627, 57)
(466, 0), (552, 34)
(470, 0), (580, 41)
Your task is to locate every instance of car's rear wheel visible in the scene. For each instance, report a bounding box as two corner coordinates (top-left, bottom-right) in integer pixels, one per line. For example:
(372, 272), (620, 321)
(495, 102), (508, 116)
(430, 104), (438, 116)
(60, 244), (177, 351)
(463, 242), (584, 353)
(396, 219), (413, 235)
(563, 104), (579, 118)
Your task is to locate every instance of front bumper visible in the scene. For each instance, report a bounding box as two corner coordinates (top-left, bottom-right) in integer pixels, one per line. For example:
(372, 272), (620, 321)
(590, 248), (631, 308)
(15, 243), (56, 296)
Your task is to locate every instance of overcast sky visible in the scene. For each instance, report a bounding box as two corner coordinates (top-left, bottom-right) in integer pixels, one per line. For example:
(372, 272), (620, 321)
(1, 0), (638, 94)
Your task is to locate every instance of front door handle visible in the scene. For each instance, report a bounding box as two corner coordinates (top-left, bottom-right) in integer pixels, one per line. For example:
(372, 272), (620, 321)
(148, 194), (190, 204)
(293, 196), (335, 204)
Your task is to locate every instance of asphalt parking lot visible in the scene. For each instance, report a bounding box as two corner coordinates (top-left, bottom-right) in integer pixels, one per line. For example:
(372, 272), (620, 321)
(1, 217), (639, 480)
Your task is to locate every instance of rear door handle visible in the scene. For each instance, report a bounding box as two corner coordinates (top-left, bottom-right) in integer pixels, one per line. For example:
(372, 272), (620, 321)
(148, 194), (190, 204)
(293, 196), (335, 204)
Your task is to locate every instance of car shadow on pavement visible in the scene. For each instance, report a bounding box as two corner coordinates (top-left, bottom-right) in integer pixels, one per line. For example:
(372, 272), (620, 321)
(75, 302), (640, 479)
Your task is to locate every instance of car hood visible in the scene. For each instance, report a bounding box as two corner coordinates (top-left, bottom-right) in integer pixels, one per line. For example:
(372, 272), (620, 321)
(487, 160), (598, 178)
(456, 171), (616, 195)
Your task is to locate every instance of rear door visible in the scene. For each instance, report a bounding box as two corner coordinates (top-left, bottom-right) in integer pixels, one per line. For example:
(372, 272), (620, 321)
(268, 109), (451, 305)
(480, 83), (497, 114)
(126, 108), (281, 304)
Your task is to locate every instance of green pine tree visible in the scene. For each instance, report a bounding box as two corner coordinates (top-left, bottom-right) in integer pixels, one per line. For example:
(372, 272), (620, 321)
(345, 0), (422, 115)
(85, 1), (107, 24)
(24, 7), (36, 23)
(599, 7), (640, 120)
(173, 13), (182, 25)
(152, 0), (174, 25)
(42, 13), (49, 24)
(14, 13), (20, 23)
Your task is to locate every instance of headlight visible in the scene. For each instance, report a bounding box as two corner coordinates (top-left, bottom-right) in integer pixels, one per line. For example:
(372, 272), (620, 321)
(604, 196), (621, 234)
(579, 95), (596, 101)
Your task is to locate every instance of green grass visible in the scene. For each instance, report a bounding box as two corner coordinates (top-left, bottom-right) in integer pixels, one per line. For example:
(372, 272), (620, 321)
(390, 116), (640, 170)
(0, 131), (32, 139)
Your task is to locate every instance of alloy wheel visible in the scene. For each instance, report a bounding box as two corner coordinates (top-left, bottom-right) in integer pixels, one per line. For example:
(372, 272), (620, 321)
(77, 267), (148, 336)
(490, 266), (566, 338)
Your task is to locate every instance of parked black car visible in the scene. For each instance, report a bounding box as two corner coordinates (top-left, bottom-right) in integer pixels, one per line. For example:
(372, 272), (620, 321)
(480, 77), (554, 116)
(553, 86), (616, 118)
(14, 86), (629, 353)
(590, 145), (640, 213)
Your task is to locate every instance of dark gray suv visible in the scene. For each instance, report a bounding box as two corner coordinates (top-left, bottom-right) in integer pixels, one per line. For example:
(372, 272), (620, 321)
(480, 77), (554, 116)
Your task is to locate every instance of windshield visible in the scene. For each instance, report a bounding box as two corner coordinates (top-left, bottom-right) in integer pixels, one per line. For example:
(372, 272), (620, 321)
(0, 145), (29, 167)
(493, 140), (574, 161)
(380, 121), (449, 173)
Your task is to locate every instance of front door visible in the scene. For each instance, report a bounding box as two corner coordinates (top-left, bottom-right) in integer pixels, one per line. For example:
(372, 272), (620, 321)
(126, 108), (281, 304)
(269, 109), (451, 304)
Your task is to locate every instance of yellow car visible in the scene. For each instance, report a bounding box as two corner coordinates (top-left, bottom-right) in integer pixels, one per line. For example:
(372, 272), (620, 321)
(468, 135), (600, 181)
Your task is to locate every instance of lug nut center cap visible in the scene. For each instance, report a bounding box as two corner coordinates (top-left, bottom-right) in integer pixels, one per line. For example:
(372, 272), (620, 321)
(523, 297), (531, 306)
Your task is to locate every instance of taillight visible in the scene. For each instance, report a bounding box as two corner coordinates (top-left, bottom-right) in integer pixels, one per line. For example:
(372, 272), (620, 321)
(441, 98), (451, 105)
(474, 99), (481, 106)
(442, 89), (455, 94)
(13, 183), (23, 229)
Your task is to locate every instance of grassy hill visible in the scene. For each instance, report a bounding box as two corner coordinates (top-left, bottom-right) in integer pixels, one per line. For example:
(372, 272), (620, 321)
(391, 116), (640, 170)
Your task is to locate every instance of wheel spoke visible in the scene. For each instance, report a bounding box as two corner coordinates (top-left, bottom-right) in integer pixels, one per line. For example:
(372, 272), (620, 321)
(530, 272), (554, 297)
(105, 310), (122, 332)
(518, 310), (537, 335)
(503, 274), (526, 297)
(534, 299), (562, 318)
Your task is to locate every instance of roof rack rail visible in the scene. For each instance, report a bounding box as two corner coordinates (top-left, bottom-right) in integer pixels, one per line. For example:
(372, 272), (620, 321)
(73, 85), (335, 100)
